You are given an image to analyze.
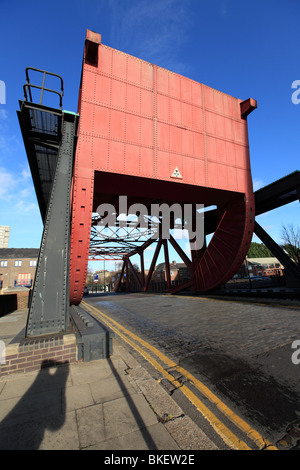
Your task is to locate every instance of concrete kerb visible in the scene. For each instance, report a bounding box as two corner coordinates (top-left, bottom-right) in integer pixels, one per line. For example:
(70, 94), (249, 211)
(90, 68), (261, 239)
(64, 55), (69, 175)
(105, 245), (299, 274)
(113, 341), (218, 450)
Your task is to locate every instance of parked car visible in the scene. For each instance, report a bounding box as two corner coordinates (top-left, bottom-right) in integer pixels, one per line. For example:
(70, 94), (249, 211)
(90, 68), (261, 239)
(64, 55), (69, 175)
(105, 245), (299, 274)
(83, 286), (89, 295)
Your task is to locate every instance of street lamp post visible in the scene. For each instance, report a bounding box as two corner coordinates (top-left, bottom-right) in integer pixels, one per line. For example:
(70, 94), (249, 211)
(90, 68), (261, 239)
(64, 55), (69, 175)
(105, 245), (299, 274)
(245, 256), (252, 289)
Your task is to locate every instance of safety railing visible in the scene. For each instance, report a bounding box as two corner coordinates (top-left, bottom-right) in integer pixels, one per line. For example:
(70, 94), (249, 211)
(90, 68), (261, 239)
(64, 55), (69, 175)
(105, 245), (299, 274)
(23, 67), (64, 110)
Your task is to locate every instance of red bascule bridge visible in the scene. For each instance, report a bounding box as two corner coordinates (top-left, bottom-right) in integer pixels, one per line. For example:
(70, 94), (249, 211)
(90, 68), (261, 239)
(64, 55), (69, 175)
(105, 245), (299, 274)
(18, 30), (300, 337)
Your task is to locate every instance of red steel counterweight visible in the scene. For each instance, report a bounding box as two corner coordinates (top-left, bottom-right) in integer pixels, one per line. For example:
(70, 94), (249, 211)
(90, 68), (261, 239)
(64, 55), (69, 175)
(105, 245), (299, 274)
(69, 30), (256, 305)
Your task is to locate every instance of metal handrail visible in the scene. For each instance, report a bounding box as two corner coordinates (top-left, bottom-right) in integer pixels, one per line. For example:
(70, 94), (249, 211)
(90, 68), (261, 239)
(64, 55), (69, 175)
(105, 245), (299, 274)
(23, 67), (64, 110)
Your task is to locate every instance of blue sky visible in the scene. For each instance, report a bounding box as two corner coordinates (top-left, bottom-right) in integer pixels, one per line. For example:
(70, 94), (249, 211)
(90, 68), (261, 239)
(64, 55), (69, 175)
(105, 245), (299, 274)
(0, 0), (299, 271)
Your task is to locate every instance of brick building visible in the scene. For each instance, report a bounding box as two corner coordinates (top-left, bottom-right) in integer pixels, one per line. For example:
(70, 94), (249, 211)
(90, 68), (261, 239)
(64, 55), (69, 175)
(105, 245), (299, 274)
(237, 257), (284, 278)
(0, 248), (39, 290)
(152, 261), (190, 283)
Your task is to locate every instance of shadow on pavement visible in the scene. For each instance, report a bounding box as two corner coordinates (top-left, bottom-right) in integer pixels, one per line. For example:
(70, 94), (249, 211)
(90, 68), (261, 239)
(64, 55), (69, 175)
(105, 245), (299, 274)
(107, 357), (158, 450)
(0, 360), (70, 450)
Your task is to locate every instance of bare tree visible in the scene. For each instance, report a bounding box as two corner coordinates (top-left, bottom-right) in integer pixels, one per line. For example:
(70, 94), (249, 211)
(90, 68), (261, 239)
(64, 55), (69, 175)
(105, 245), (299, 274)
(281, 224), (300, 265)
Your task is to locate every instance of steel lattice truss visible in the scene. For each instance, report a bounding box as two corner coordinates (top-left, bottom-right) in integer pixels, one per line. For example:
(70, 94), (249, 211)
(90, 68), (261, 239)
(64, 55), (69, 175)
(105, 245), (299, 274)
(89, 213), (162, 260)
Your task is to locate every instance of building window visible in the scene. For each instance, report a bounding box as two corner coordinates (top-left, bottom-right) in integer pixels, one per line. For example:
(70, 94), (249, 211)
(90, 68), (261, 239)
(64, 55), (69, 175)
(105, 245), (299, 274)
(16, 273), (31, 286)
(14, 260), (22, 267)
(29, 260), (37, 267)
(0, 260), (8, 267)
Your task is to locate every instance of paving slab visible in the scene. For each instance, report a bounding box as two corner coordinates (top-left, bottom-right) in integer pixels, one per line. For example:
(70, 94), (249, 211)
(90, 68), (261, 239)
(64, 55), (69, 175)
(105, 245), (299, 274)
(85, 423), (180, 450)
(89, 376), (138, 404)
(0, 411), (79, 450)
(0, 308), (218, 450)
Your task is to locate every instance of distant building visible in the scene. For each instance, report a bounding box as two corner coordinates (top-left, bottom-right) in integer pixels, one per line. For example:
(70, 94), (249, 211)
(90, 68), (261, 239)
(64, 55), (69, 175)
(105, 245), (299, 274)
(0, 226), (10, 248)
(152, 260), (190, 283)
(238, 257), (285, 278)
(0, 248), (39, 290)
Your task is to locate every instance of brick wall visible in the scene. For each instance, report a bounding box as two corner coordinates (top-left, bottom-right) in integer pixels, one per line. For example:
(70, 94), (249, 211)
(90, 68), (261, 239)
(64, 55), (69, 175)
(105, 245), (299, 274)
(15, 289), (30, 310)
(0, 334), (77, 376)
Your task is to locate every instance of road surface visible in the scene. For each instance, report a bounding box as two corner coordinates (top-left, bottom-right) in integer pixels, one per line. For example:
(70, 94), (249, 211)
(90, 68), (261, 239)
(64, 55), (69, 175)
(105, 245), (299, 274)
(83, 292), (300, 450)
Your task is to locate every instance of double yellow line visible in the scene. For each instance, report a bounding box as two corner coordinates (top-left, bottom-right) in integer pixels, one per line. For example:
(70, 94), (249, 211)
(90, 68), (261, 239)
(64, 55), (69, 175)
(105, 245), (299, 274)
(82, 300), (277, 451)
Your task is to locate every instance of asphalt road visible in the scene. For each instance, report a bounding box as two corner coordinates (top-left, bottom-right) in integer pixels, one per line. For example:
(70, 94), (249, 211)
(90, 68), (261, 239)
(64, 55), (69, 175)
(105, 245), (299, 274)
(84, 292), (300, 450)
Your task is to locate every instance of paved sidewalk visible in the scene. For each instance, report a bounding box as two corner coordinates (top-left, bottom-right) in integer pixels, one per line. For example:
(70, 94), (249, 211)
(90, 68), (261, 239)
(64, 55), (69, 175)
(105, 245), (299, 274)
(0, 310), (217, 450)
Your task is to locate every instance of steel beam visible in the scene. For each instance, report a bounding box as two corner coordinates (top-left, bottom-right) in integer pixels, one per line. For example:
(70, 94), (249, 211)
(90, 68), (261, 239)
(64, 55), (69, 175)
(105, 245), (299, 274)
(114, 258), (126, 292)
(163, 240), (172, 290)
(169, 234), (192, 269)
(144, 240), (162, 291)
(140, 251), (145, 288)
(26, 112), (77, 336)
(254, 221), (300, 288)
(255, 171), (300, 215)
(127, 257), (143, 290)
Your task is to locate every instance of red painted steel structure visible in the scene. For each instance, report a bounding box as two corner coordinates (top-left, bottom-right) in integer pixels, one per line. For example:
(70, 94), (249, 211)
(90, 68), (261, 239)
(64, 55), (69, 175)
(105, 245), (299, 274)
(69, 30), (256, 305)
